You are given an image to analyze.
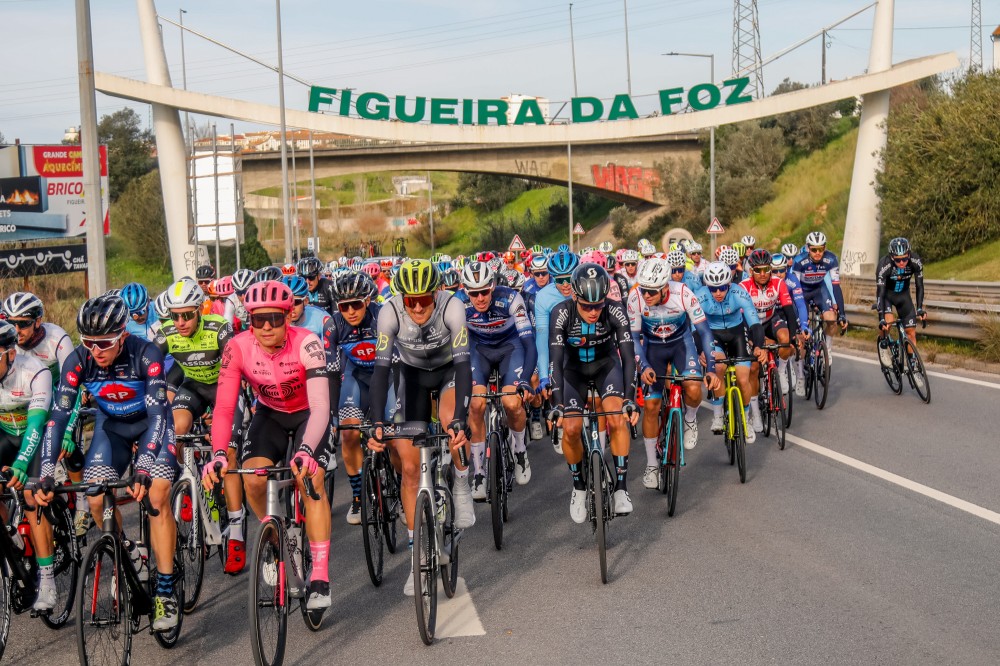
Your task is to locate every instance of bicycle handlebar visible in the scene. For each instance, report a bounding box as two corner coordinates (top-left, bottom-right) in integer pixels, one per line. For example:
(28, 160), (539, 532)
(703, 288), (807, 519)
(227, 465), (321, 501)
(28, 476), (159, 517)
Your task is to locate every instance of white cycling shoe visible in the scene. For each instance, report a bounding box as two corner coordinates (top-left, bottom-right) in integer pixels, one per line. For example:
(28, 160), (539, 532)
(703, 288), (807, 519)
(452, 477), (476, 529)
(514, 451), (531, 485)
(710, 413), (724, 434)
(569, 488), (587, 524)
(642, 466), (659, 490)
(33, 581), (56, 612)
(471, 474), (487, 501)
(683, 420), (698, 450)
(612, 489), (633, 516)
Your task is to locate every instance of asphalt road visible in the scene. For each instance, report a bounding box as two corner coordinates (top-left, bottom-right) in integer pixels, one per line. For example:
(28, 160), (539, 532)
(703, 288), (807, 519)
(7, 350), (1000, 665)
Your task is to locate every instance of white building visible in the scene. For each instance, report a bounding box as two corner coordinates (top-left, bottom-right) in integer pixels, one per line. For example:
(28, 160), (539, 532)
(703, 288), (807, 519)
(501, 94), (550, 125)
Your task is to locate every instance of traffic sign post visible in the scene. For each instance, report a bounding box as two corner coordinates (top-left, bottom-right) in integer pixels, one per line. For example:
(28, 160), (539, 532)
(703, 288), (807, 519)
(508, 234), (526, 252)
(706, 217), (724, 257)
(573, 222), (585, 235)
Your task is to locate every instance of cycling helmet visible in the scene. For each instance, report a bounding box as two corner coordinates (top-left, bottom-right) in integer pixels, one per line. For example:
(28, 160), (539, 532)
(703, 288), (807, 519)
(888, 237), (910, 257)
(606, 255), (617, 272)
(771, 253), (788, 271)
(740, 235), (757, 247)
(620, 249), (640, 264)
(598, 241), (614, 254)
(243, 280), (294, 312)
(547, 250), (579, 276)
(119, 283), (149, 314)
(718, 247), (740, 266)
(216, 276), (234, 297)
(528, 254), (548, 272)
(104, 288), (121, 297)
(486, 257), (504, 274)
(731, 242), (747, 258)
(429, 253), (442, 265)
(542, 247), (553, 256)
(460, 261), (495, 290)
(781, 243), (799, 259)
(440, 268), (461, 291)
(747, 248), (773, 268)
(636, 258), (671, 290)
(282, 275), (309, 298)
(77, 295), (129, 337)
(703, 262), (733, 287)
(363, 262), (381, 278)
(502, 251), (516, 264)
(395, 259), (440, 295)
(164, 278), (206, 310)
(805, 231), (827, 248)
(579, 247), (596, 256)
(666, 250), (687, 269)
(256, 266), (284, 283)
(232, 268), (256, 294)
(334, 271), (374, 301)
(637, 239), (656, 256)
(152, 292), (171, 321)
(714, 244), (730, 260)
(297, 256), (324, 278)
(195, 265), (216, 280)
(580, 250), (607, 269)
(2, 292), (44, 320)
(500, 268), (525, 290)
(206, 279), (220, 298)
(325, 261), (338, 276)
(280, 263), (297, 276)
(557, 244), (570, 253)
(338, 256), (349, 267)
(571, 263), (611, 302)
(439, 254), (452, 264)
(0, 321), (17, 351)
(687, 241), (703, 254)
(519, 250), (533, 263)
(530, 244), (544, 255)
(435, 260), (452, 274)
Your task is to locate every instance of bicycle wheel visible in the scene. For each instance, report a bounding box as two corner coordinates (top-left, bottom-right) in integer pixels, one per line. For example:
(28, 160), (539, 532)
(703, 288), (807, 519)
(733, 398), (747, 484)
(723, 397), (735, 466)
(783, 359), (794, 428)
(591, 449), (608, 585)
(770, 368), (787, 451)
(878, 336), (903, 395)
(360, 455), (385, 587)
(486, 430), (504, 550)
(249, 518), (287, 666)
(760, 377), (772, 438)
(904, 339), (932, 404)
(439, 487), (459, 599)
(813, 344), (830, 410)
(412, 491), (437, 646)
(170, 480), (204, 613)
(41, 498), (80, 629)
(663, 410), (682, 518)
(77, 535), (130, 666)
(803, 343), (815, 401)
(0, 562), (10, 661)
(380, 456), (400, 554)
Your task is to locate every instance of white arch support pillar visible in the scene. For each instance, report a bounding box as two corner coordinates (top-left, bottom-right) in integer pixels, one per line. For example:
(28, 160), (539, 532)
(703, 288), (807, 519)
(842, 0), (894, 277)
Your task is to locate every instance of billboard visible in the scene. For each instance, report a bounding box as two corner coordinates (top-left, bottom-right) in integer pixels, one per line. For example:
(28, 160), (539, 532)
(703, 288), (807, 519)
(0, 243), (87, 279)
(0, 144), (110, 241)
(191, 152), (243, 245)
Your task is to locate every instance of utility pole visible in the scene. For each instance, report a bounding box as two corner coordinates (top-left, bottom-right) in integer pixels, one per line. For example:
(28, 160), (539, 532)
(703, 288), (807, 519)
(275, 0), (292, 263)
(568, 4), (579, 252)
(75, 0), (106, 295)
(971, 0), (983, 71)
(732, 0), (764, 97)
(427, 171), (434, 254)
(623, 0), (633, 96)
(821, 29), (827, 84)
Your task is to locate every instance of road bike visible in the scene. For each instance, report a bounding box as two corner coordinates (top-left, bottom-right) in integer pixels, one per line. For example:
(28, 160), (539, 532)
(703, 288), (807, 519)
(654, 375), (703, 517)
(758, 344), (792, 450)
(718, 357), (755, 484)
(476, 373), (521, 550)
(803, 305), (831, 410)
(877, 317), (931, 403)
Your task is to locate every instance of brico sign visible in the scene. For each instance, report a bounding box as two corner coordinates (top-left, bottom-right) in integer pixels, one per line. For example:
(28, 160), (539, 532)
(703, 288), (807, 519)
(307, 78), (752, 126)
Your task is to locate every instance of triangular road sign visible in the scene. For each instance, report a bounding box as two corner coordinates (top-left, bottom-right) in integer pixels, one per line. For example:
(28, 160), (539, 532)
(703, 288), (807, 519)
(706, 218), (725, 234)
(573, 223), (585, 235)
(508, 234), (527, 252)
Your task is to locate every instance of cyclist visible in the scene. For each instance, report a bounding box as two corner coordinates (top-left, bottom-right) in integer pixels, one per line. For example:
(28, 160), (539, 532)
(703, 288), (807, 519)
(457, 262), (536, 500)
(740, 249), (801, 430)
(769, 252), (810, 396)
(687, 241), (708, 277)
(0, 321), (58, 612)
(201, 280), (333, 610)
(121, 282), (160, 341)
(326, 271), (385, 525)
(35, 295), (181, 631)
(365, 259), (474, 596)
(667, 249), (704, 293)
(546, 263), (639, 521)
(792, 231), (849, 357)
(284, 275), (332, 339)
(876, 237), (926, 352)
(256, 265), (284, 283)
(522, 255), (550, 296)
(298, 256), (336, 315)
(196, 265), (216, 295)
(698, 262), (769, 444)
(534, 251), (579, 453)
(629, 259), (719, 489)
(740, 235), (757, 254)
(618, 249), (641, 289)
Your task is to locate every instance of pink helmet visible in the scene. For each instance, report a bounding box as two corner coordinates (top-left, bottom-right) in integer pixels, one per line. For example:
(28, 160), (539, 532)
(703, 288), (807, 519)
(215, 275), (234, 297)
(243, 280), (294, 312)
(363, 262), (381, 278)
(580, 250), (607, 269)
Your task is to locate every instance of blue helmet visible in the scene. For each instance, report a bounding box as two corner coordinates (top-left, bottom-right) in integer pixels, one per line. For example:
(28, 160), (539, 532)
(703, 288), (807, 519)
(120, 282), (149, 315)
(557, 244), (570, 253)
(282, 275), (309, 298)
(547, 250), (579, 277)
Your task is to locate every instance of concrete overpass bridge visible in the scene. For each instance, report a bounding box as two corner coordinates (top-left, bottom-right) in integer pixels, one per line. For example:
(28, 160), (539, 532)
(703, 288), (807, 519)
(240, 134), (702, 206)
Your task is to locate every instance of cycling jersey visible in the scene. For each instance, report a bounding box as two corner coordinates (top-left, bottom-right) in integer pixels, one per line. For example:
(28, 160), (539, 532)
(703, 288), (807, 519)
(522, 277), (544, 296)
(782, 271), (809, 331)
(739, 276), (797, 327)
(222, 293), (243, 329)
(533, 283), (571, 381)
(17, 322), (72, 386)
(792, 250), (846, 315)
(875, 252), (924, 314)
(291, 304), (332, 340)
(697, 284), (765, 351)
(456, 285), (537, 387)
(0, 354), (51, 476)
(327, 303), (387, 420)
(211, 326), (330, 458)
(125, 306), (161, 341)
(627, 281), (716, 375)
(153, 313), (233, 385)
(308, 277), (336, 315)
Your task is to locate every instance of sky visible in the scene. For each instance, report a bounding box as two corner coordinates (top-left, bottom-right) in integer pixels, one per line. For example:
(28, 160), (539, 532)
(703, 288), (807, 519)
(0, 0), (995, 144)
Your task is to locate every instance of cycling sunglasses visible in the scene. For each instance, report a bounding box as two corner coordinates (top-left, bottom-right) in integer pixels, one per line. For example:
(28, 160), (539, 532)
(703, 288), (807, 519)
(81, 333), (124, 351)
(577, 300), (605, 312)
(892, 255), (910, 264)
(197, 279), (212, 285)
(293, 298), (306, 307)
(640, 287), (662, 297)
(7, 319), (35, 329)
(707, 284), (730, 294)
(751, 266), (772, 274)
(169, 310), (198, 322)
(337, 299), (366, 313)
(403, 293), (434, 309)
(623, 262), (638, 268)
(808, 246), (826, 253)
(250, 312), (287, 329)
(531, 271), (548, 278)
(670, 266), (685, 273)
(467, 288), (492, 299)
(553, 275), (572, 285)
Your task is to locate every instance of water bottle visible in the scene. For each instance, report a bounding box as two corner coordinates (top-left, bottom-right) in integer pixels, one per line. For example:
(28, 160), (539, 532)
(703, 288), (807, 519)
(126, 540), (149, 581)
(9, 523), (24, 552)
(204, 486), (220, 523)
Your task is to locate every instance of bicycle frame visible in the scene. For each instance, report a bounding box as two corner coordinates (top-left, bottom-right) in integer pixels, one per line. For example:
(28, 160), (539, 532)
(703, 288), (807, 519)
(656, 379), (687, 469)
(177, 441), (224, 550)
(0, 489), (37, 612)
(723, 365), (747, 441)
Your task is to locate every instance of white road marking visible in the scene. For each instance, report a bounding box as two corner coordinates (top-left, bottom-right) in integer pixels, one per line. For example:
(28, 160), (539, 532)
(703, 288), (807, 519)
(832, 351), (1000, 390)
(435, 576), (486, 638)
(785, 432), (1000, 527)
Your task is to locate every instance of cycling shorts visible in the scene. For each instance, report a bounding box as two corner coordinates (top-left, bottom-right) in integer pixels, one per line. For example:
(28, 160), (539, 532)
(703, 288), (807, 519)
(396, 361), (455, 423)
(563, 356), (624, 413)
(712, 326), (752, 368)
(801, 283), (834, 313)
(339, 361), (395, 422)
(172, 378), (216, 418)
(0, 430), (41, 478)
(242, 404), (332, 469)
(884, 291), (917, 328)
(471, 341), (524, 387)
(85, 411), (177, 483)
(642, 338), (700, 400)
(761, 313), (789, 341)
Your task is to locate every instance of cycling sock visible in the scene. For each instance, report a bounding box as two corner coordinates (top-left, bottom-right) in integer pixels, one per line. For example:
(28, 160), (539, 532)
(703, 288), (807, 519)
(510, 428), (526, 453)
(453, 465), (469, 480)
(614, 455), (629, 492)
(38, 563), (54, 587)
(643, 437), (658, 466)
(568, 462), (585, 490)
(712, 400), (723, 417)
(228, 508), (245, 541)
(471, 441), (485, 475)
(348, 473), (362, 502)
(684, 404), (699, 423)
(309, 540), (330, 583)
(74, 492), (87, 512)
(750, 396), (761, 417)
(407, 529), (414, 549)
(778, 357), (788, 373)
(155, 570), (177, 597)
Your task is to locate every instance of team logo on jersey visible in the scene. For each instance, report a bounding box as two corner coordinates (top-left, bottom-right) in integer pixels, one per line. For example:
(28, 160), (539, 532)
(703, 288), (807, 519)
(568, 336), (586, 346)
(304, 340), (325, 363)
(258, 381), (298, 401)
(376, 332), (390, 352)
(349, 341), (377, 362)
(99, 383), (137, 402)
(148, 362), (161, 377)
(66, 371), (79, 387)
(453, 327), (468, 349)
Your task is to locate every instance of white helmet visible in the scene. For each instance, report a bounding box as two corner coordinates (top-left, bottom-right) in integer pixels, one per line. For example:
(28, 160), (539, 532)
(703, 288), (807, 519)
(636, 258), (671, 290)
(687, 241), (703, 254)
(703, 261), (733, 287)
(666, 250), (687, 269)
(338, 256), (349, 267)
(805, 231), (827, 248)
(598, 241), (614, 253)
(152, 291), (171, 320)
(781, 243), (799, 258)
(460, 261), (495, 290)
(637, 239), (656, 256)
(770, 252), (788, 270)
(621, 249), (640, 263)
(718, 247), (740, 266)
(741, 235), (757, 247)
(163, 278), (205, 310)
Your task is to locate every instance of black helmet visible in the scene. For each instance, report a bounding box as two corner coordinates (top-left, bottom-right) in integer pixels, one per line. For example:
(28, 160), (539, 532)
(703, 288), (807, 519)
(334, 272), (374, 301)
(746, 248), (773, 268)
(77, 295), (129, 337)
(195, 265), (216, 280)
(0, 321), (17, 350)
(571, 263), (611, 302)
(888, 237), (910, 257)
(255, 266), (283, 283)
(297, 256), (324, 279)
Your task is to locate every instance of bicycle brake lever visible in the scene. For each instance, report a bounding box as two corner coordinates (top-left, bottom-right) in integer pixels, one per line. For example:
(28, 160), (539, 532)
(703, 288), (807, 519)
(302, 476), (321, 501)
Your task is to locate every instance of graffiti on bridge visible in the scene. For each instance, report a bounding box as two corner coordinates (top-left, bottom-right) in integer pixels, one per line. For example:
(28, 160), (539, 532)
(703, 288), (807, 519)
(513, 159), (553, 178)
(590, 164), (660, 200)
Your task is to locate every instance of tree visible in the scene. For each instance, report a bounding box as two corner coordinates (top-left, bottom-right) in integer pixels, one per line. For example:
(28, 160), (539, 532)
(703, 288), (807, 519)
(455, 173), (529, 211)
(218, 212), (272, 273)
(114, 170), (170, 270)
(763, 79), (838, 153)
(0, 131), (5, 144)
(610, 205), (641, 248)
(98, 108), (155, 202)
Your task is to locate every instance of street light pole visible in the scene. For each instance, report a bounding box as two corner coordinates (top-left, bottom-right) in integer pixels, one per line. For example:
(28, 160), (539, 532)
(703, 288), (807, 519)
(75, 0), (106, 295)
(275, 0), (293, 264)
(664, 51), (715, 252)
(568, 4), (579, 252)
(179, 8), (198, 265)
(623, 0), (633, 96)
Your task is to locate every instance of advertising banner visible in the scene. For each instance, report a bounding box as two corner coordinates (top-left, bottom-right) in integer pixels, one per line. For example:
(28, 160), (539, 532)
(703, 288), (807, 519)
(0, 243), (87, 279)
(0, 144), (110, 242)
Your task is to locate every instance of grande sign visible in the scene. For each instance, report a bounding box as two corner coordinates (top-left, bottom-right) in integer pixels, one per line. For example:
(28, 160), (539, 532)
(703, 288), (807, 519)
(307, 78), (753, 125)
